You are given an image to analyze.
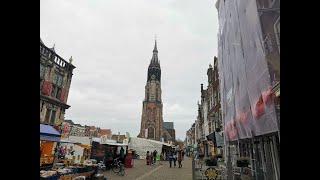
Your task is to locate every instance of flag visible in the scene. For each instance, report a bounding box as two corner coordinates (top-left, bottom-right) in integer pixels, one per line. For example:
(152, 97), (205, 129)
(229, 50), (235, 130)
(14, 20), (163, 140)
(125, 132), (130, 139)
(145, 129), (148, 138)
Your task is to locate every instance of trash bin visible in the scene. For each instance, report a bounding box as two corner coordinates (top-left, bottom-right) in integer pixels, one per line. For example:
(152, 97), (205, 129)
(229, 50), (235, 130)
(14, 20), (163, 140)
(124, 157), (133, 168)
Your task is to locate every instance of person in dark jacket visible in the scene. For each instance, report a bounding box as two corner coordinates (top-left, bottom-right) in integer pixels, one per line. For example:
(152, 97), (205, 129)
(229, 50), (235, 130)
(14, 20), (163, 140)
(168, 151), (173, 168)
(153, 150), (157, 165)
(120, 147), (125, 164)
(105, 148), (113, 170)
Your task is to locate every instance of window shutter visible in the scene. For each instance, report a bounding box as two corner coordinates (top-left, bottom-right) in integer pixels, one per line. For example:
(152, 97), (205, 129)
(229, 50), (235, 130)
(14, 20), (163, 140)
(60, 88), (65, 102)
(59, 88), (66, 102)
(41, 80), (52, 95)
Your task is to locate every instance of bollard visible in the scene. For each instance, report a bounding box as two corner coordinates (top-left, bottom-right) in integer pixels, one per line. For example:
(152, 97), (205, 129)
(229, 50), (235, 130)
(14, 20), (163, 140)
(192, 155), (195, 180)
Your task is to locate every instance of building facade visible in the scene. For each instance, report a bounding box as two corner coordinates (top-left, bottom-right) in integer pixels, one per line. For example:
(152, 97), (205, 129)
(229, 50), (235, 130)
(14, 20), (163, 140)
(163, 122), (176, 142)
(40, 38), (75, 129)
(216, 0), (280, 179)
(138, 41), (164, 141)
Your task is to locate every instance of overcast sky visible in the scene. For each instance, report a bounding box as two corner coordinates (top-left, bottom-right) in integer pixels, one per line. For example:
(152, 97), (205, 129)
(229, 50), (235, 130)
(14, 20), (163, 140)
(40, 0), (218, 141)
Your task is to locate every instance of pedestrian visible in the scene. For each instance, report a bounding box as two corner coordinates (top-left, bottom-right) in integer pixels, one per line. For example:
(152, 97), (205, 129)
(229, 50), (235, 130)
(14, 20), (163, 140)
(173, 151), (177, 168)
(120, 147), (125, 164)
(105, 148), (113, 170)
(168, 151), (173, 168)
(159, 152), (163, 165)
(150, 151), (154, 165)
(153, 150), (157, 165)
(182, 150), (185, 159)
(146, 151), (149, 165)
(178, 150), (183, 168)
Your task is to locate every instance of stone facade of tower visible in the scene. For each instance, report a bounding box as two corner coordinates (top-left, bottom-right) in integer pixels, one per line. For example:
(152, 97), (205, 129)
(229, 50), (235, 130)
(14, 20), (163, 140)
(138, 41), (163, 141)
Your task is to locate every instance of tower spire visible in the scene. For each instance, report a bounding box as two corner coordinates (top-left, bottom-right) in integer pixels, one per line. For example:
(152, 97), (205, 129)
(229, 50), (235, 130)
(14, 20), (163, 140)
(150, 38), (159, 66)
(153, 37), (158, 53)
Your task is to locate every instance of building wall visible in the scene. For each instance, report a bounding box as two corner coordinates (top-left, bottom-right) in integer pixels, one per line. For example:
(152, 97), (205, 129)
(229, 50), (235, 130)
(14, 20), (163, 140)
(40, 40), (75, 126)
(256, 0), (280, 85)
(139, 102), (163, 141)
(212, 59), (222, 132)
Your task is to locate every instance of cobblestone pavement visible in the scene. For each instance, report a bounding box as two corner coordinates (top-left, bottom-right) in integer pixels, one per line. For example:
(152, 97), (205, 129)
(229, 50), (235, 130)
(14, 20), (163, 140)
(99, 157), (192, 180)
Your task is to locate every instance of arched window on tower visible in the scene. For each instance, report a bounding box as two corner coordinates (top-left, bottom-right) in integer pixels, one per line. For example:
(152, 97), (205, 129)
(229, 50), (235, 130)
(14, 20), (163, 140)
(148, 126), (155, 139)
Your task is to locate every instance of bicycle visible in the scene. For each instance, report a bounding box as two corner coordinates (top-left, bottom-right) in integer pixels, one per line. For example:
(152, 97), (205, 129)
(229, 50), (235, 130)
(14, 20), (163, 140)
(112, 157), (125, 176)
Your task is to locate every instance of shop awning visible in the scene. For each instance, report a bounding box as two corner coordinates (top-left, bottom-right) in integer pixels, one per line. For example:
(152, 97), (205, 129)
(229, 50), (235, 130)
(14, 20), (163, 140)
(102, 142), (128, 146)
(59, 139), (81, 144)
(40, 124), (61, 137)
(40, 135), (61, 142)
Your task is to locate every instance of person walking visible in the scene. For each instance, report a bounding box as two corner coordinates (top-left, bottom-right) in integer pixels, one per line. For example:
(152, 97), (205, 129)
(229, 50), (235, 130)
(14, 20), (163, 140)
(159, 152), (163, 165)
(146, 151), (150, 165)
(153, 150), (157, 165)
(168, 151), (173, 168)
(178, 150), (183, 168)
(119, 147), (125, 164)
(173, 151), (177, 168)
(150, 151), (154, 165)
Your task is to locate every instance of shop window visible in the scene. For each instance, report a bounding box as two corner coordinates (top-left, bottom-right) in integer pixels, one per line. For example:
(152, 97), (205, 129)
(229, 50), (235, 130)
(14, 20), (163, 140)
(40, 64), (45, 78)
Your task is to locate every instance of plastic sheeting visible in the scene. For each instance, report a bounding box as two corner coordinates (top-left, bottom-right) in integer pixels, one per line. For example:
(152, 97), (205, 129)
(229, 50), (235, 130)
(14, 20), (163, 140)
(129, 137), (164, 160)
(217, 0), (278, 142)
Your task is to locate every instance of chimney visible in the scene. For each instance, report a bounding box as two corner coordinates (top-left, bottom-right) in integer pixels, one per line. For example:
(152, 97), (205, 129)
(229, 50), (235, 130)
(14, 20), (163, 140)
(201, 84), (203, 91)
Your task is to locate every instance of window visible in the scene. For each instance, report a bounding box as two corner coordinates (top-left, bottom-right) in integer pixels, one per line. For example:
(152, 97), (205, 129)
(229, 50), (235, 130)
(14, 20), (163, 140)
(268, 0), (275, 8)
(53, 73), (63, 86)
(40, 64), (45, 78)
(51, 73), (63, 99)
(274, 17), (280, 53)
(44, 108), (56, 124)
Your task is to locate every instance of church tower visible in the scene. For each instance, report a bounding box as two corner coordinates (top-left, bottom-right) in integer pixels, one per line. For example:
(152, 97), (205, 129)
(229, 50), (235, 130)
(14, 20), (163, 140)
(138, 40), (163, 141)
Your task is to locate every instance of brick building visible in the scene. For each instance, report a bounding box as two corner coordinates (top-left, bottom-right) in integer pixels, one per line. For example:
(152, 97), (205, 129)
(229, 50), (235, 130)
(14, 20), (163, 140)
(163, 122), (176, 142)
(138, 40), (164, 141)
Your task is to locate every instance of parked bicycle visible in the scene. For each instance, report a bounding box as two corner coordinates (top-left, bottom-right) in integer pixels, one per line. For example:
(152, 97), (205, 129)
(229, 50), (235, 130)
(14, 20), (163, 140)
(112, 157), (125, 176)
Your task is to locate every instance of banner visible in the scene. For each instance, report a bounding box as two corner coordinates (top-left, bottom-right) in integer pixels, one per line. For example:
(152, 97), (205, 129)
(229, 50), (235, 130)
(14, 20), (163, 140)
(145, 129), (148, 138)
(100, 135), (108, 144)
(123, 139), (129, 145)
(125, 132), (130, 139)
(215, 132), (224, 147)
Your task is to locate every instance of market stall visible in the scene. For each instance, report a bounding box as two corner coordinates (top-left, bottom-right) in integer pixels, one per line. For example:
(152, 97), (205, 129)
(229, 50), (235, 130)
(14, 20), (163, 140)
(40, 124), (62, 169)
(129, 137), (172, 160)
(40, 159), (99, 180)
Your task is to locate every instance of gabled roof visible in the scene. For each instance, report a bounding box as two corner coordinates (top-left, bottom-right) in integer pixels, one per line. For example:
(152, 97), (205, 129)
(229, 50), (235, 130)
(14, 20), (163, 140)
(100, 129), (111, 135)
(64, 120), (74, 125)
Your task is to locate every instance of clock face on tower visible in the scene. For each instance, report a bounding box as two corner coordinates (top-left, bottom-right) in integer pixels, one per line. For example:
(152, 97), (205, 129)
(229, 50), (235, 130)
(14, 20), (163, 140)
(151, 75), (155, 80)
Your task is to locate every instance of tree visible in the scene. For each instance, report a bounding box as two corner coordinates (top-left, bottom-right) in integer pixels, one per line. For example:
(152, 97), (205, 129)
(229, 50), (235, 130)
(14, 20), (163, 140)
(175, 139), (184, 149)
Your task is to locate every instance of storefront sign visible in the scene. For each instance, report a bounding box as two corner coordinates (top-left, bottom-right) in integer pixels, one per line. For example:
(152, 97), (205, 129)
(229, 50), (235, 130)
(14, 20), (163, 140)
(123, 139), (129, 145)
(100, 135), (108, 144)
(215, 132), (224, 147)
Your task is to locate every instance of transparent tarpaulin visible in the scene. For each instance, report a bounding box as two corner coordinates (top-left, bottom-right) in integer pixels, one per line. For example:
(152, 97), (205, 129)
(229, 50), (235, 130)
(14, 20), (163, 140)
(217, 0), (278, 142)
